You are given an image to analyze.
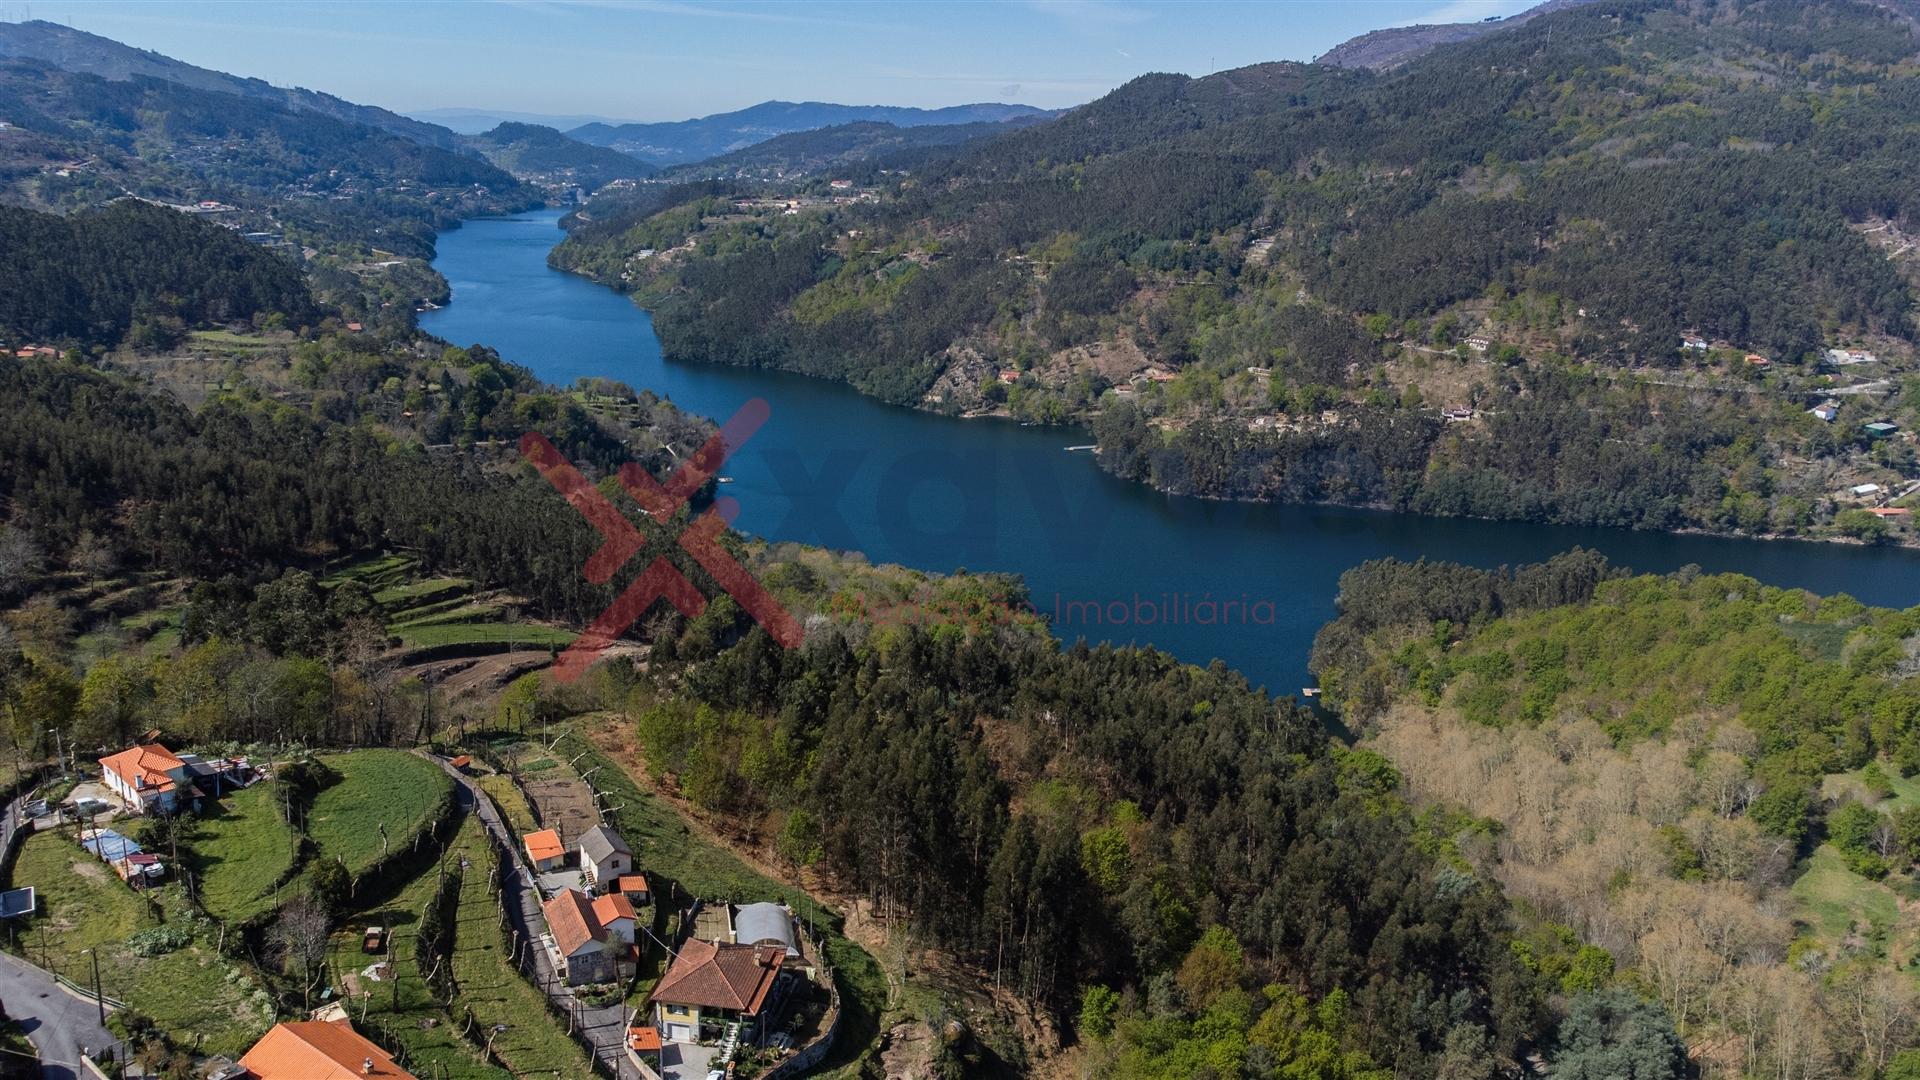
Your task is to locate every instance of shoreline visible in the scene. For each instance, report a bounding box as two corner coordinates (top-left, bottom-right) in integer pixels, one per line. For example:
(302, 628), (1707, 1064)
(545, 255), (1920, 558)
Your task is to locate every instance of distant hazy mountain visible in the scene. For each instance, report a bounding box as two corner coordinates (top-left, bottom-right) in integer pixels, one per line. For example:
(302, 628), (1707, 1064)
(567, 100), (1055, 165)
(1314, 0), (1603, 70)
(464, 122), (656, 188)
(666, 116), (1052, 180)
(0, 20), (468, 152)
(410, 107), (637, 135)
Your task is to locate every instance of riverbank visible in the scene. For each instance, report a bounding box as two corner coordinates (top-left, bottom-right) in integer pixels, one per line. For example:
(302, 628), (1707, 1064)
(424, 209), (1920, 698)
(548, 241), (1920, 556)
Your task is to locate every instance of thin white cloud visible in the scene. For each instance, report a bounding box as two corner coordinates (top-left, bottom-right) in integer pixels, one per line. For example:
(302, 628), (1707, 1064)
(494, 0), (897, 29)
(1026, 0), (1153, 29)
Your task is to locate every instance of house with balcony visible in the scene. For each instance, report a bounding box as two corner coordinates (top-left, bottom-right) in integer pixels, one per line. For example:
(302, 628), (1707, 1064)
(651, 939), (790, 1045)
(577, 824), (631, 888)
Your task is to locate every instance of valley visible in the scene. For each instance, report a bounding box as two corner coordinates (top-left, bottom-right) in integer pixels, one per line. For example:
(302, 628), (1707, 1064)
(7, 2), (1920, 1079)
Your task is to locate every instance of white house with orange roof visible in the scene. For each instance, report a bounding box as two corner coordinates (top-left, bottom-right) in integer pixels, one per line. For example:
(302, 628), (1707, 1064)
(98, 743), (191, 814)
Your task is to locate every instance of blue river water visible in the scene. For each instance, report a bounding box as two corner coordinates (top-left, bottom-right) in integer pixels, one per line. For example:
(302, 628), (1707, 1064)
(423, 209), (1920, 695)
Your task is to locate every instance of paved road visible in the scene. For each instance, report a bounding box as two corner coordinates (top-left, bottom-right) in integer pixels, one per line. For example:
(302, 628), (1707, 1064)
(427, 755), (640, 1080)
(0, 950), (115, 1080)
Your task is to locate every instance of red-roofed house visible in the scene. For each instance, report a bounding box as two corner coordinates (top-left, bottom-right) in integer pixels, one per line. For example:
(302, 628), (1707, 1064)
(591, 892), (637, 944)
(543, 888), (637, 985)
(522, 828), (565, 871)
(650, 939), (790, 1045)
(239, 1018), (416, 1079)
(99, 743), (191, 814)
(615, 874), (651, 905)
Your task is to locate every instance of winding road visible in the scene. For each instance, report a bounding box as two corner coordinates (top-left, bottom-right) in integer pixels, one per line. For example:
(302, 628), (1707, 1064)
(0, 950), (115, 1080)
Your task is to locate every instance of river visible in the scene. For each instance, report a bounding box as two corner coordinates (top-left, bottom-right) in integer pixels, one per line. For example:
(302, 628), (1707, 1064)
(422, 209), (1920, 695)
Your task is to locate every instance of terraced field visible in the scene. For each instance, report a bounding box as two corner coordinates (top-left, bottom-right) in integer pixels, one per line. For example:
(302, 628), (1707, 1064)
(189, 781), (300, 924)
(309, 750), (453, 877)
(325, 817), (513, 1080)
(322, 554), (574, 692)
(327, 814), (594, 1080)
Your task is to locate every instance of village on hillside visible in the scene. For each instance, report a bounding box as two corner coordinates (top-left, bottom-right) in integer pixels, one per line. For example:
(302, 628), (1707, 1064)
(0, 708), (844, 1080)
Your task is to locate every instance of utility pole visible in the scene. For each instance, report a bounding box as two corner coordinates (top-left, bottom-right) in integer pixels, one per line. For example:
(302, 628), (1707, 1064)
(89, 947), (104, 1025)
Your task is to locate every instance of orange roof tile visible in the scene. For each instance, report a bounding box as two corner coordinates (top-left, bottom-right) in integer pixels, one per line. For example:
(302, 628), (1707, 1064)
(544, 888), (603, 958)
(240, 1019), (415, 1080)
(616, 874), (650, 894)
(448, 754), (471, 768)
(592, 893), (636, 926)
(651, 939), (784, 1014)
(629, 1025), (661, 1052)
(99, 743), (183, 796)
(523, 828), (563, 863)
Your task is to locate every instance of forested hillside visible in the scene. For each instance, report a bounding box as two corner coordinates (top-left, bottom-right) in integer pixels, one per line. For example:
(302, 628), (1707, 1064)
(664, 117), (1051, 181)
(0, 336), (1678, 1075)
(0, 201), (318, 347)
(566, 100), (1052, 165)
(0, 58), (539, 256)
(1310, 554), (1920, 1075)
(517, 544), (1675, 1077)
(0, 20), (469, 151)
(463, 121), (655, 191)
(555, 0), (1920, 547)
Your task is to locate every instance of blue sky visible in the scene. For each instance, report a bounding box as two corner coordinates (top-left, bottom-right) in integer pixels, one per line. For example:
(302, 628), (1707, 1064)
(23, 0), (1535, 122)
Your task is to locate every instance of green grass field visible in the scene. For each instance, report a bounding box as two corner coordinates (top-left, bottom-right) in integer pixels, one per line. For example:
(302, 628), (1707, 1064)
(374, 578), (473, 608)
(190, 782), (301, 924)
(446, 818), (598, 1078)
(392, 623), (575, 650)
(1792, 844), (1901, 943)
(6, 832), (274, 1056)
(392, 604), (507, 630)
(1824, 763), (1920, 811)
(475, 775), (539, 837)
(188, 329), (284, 351)
(323, 553), (418, 590)
(309, 751), (453, 877)
(326, 817), (512, 1080)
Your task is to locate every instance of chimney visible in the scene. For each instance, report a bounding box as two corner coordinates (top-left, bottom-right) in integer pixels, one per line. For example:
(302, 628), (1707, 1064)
(363, 1057), (374, 1074)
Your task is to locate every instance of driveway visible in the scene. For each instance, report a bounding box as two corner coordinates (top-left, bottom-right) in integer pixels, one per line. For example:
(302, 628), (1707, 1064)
(0, 950), (117, 1080)
(660, 1039), (717, 1080)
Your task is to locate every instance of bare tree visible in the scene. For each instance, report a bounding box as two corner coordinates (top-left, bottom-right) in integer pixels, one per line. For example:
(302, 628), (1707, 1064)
(269, 894), (333, 1011)
(0, 527), (43, 600)
(69, 530), (116, 579)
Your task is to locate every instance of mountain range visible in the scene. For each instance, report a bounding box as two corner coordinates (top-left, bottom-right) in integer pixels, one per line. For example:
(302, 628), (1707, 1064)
(661, 115), (1054, 181)
(0, 20), (467, 152)
(566, 100), (1057, 165)
(462, 122), (657, 190)
(406, 106), (638, 135)
(1313, 0), (1605, 69)
(554, 0), (1920, 551)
